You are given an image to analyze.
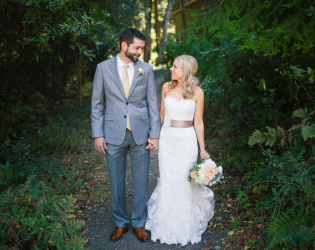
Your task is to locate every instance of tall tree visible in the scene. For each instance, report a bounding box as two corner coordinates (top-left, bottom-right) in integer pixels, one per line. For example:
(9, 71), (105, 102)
(156, 0), (173, 65)
(154, 0), (161, 53)
(76, 52), (82, 107)
(181, 0), (186, 29)
(43, 54), (50, 97)
(144, 0), (152, 62)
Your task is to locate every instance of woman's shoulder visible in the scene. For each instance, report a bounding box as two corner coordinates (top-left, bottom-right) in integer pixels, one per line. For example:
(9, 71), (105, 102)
(162, 81), (171, 90)
(190, 86), (204, 102)
(194, 86), (204, 96)
(163, 81), (172, 86)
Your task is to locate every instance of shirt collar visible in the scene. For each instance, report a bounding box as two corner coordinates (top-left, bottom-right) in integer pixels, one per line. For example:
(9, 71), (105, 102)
(117, 54), (134, 69)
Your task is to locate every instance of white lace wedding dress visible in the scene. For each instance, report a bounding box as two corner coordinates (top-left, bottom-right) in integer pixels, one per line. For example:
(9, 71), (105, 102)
(145, 96), (215, 246)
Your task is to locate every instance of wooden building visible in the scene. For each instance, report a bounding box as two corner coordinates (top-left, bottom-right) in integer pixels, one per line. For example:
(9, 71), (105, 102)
(171, 0), (211, 34)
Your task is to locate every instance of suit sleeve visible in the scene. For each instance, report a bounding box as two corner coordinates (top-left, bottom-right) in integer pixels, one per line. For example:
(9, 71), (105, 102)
(91, 64), (105, 139)
(147, 66), (161, 138)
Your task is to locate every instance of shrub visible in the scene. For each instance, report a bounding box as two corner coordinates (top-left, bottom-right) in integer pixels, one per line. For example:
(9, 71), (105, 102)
(28, 122), (80, 154)
(0, 175), (86, 249)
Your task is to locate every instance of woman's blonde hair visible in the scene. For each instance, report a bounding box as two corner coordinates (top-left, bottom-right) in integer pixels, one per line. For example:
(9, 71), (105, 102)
(166, 55), (199, 99)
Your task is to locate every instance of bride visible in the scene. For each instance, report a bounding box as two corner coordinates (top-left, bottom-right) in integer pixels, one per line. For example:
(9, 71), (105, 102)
(145, 55), (215, 246)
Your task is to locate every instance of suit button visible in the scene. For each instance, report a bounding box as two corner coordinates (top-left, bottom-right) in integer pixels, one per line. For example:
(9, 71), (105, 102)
(124, 115), (127, 118)
(126, 102), (128, 105)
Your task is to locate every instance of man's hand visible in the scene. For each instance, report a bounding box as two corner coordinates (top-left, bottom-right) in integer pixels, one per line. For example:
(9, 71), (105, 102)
(94, 137), (107, 155)
(146, 138), (159, 151)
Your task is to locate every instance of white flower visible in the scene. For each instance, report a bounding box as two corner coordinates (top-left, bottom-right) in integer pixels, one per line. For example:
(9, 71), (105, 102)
(135, 68), (144, 78)
(195, 177), (207, 185)
(205, 159), (212, 164)
(217, 166), (223, 174)
(205, 159), (216, 168)
(164, 117), (171, 127)
(195, 177), (202, 184)
(198, 168), (206, 179)
(191, 158), (224, 187)
(199, 163), (206, 169)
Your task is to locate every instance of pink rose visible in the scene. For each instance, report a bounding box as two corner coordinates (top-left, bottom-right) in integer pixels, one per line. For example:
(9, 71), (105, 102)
(190, 172), (197, 179)
(205, 166), (218, 180)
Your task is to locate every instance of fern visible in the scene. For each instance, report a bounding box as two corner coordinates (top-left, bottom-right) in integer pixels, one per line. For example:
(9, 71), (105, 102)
(249, 107), (315, 147)
(292, 108), (314, 119)
(303, 182), (315, 199)
(266, 209), (301, 249)
(248, 130), (263, 146)
(248, 126), (286, 147)
(301, 125), (315, 141)
(289, 124), (304, 131)
(292, 108), (308, 119)
(266, 208), (315, 249)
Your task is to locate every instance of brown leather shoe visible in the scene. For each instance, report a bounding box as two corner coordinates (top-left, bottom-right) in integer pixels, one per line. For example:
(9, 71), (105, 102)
(110, 226), (129, 241)
(132, 227), (149, 242)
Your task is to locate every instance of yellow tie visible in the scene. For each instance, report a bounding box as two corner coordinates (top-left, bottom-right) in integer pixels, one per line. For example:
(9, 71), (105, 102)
(122, 65), (131, 130)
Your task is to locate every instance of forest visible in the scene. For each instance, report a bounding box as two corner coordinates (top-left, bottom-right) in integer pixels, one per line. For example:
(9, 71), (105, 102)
(1, 0), (315, 249)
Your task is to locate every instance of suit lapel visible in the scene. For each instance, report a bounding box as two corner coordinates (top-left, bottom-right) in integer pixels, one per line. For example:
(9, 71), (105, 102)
(109, 56), (127, 99)
(128, 61), (140, 98)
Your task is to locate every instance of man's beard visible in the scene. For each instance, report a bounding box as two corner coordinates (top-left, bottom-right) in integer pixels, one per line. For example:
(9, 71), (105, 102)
(125, 47), (138, 62)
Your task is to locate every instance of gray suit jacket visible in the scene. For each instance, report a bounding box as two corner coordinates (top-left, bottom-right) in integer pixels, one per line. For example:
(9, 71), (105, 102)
(91, 55), (161, 145)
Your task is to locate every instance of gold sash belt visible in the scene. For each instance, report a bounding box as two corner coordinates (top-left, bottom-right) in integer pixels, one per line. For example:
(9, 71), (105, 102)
(170, 120), (193, 128)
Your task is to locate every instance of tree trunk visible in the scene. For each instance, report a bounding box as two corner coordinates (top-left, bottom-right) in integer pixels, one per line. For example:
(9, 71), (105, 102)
(181, 0), (187, 30)
(154, 0), (161, 53)
(43, 54), (50, 97)
(21, 52), (32, 82)
(156, 0), (174, 65)
(144, 0), (152, 63)
(76, 52), (82, 107)
(52, 62), (57, 101)
(62, 37), (68, 91)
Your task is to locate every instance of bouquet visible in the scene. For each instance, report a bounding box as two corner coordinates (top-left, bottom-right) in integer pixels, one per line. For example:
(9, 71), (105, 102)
(189, 158), (223, 186)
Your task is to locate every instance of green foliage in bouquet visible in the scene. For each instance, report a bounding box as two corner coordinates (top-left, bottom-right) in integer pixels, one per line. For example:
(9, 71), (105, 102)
(189, 159), (223, 186)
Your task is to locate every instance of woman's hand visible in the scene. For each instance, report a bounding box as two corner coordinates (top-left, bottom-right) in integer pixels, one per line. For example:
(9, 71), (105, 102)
(200, 150), (210, 159)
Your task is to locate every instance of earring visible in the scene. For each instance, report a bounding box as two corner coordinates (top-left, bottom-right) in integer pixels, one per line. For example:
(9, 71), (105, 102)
(178, 74), (181, 77)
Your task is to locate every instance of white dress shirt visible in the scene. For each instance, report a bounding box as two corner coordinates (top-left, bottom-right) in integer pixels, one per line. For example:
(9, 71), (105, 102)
(117, 54), (135, 87)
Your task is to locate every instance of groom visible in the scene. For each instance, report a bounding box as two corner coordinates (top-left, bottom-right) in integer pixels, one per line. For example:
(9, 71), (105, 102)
(91, 28), (161, 242)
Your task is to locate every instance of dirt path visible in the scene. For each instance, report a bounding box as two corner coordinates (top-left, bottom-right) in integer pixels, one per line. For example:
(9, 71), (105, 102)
(83, 70), (234, 250)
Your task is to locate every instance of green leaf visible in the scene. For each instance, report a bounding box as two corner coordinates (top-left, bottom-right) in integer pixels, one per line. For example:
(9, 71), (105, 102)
(199, 50), (210, 55)
(301, 126), (315, 141)
(307, 67), (314, 74)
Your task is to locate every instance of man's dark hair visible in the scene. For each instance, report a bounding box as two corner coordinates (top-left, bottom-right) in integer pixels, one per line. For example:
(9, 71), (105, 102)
(119, 28), (146, 50)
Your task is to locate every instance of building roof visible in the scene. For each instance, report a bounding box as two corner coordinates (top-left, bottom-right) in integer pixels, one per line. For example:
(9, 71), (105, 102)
(171, 0), (200, 15)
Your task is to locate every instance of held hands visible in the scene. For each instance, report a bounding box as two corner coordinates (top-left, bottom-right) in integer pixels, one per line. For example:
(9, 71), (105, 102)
(94, 137), (107, 155)
(146, 138), (159, 151)
(94, 137), (158, 153)
(200, 150), (210, 159)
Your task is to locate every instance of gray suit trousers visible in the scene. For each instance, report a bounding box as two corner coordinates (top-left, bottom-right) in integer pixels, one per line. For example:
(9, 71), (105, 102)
(106, 129), (150, 228)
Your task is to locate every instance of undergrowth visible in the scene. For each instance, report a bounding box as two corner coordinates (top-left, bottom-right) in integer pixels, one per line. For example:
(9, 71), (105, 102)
(0, 100), (92, 249)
